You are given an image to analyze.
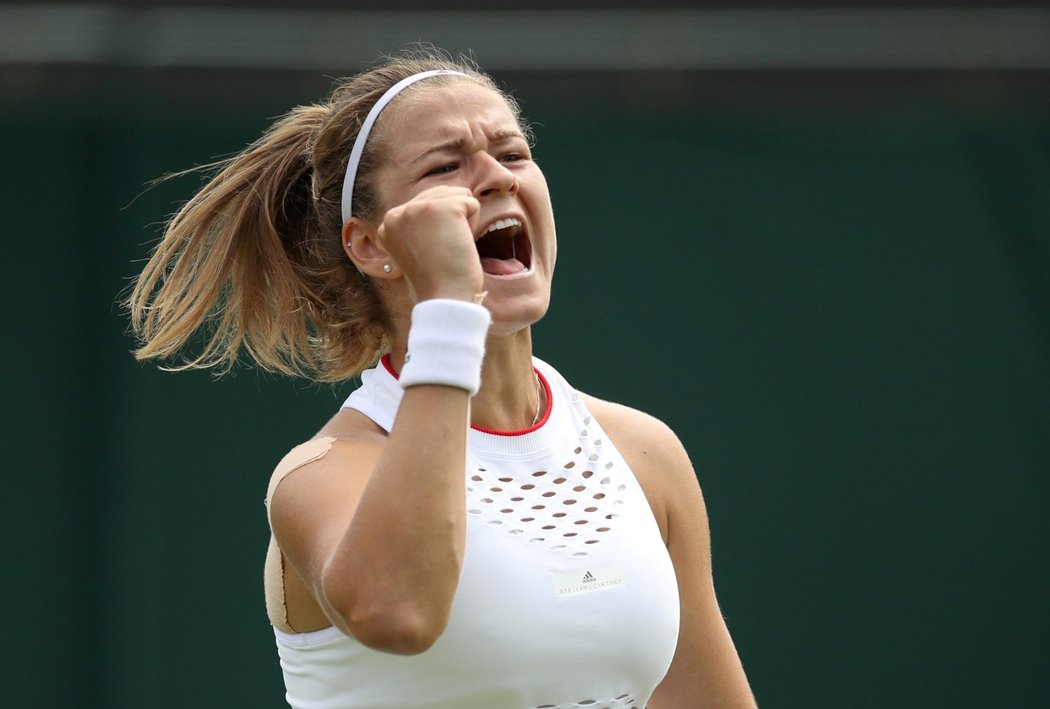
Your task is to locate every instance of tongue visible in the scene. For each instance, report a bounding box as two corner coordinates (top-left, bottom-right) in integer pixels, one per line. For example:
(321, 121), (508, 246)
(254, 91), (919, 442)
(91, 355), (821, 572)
(480, 257), (526, 276)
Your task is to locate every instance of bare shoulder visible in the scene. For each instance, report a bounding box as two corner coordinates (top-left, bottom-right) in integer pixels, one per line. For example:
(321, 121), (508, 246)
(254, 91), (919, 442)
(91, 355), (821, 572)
(580, 392), (695, 476)
(267, 408), (387, 501)
(263, 409), (391, 632)
(580, 393), (702, 542)
(267, 407), (393, 564)
(317, 405), (388, 440)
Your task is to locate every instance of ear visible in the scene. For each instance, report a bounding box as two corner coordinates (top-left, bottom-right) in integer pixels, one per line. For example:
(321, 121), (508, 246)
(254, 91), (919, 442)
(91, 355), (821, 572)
(341, 218), (399, 280)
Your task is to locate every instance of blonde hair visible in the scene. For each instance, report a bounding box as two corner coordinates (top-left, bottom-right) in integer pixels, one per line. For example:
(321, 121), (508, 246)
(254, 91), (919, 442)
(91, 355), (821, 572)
(126, 48), (519, 381)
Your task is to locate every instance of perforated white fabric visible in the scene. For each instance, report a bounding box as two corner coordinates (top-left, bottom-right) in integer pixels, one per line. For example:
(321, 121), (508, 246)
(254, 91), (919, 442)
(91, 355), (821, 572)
(465, 393), (626, 560)
(271, 357), (680, 709)
(533, 695), (639, 709)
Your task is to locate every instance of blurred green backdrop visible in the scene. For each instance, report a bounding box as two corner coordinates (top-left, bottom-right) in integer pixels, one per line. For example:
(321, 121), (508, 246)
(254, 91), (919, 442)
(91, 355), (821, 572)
(3, 60), (1048, 708)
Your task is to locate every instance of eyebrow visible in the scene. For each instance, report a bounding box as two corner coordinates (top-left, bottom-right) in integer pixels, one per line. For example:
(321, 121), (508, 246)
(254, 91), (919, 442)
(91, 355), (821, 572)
(408, 129), (524, 165)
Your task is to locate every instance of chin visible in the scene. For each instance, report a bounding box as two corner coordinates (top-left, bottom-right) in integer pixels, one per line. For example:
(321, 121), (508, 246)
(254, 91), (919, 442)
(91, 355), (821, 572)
(484, 291), (551, 337)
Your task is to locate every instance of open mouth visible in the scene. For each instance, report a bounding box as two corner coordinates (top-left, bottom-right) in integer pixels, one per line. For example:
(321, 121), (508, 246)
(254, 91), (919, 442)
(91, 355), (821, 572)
(475, 217), (532, 276)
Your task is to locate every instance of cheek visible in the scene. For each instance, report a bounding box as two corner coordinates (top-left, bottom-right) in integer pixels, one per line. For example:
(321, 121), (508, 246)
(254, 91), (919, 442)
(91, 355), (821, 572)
(534, 190), (557, 247)
(522, 171), (554, 218)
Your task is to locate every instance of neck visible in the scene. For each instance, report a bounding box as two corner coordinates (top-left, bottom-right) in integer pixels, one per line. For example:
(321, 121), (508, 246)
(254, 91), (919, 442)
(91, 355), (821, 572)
(471, 329), (541, 432)
(386, 324), (540, 432)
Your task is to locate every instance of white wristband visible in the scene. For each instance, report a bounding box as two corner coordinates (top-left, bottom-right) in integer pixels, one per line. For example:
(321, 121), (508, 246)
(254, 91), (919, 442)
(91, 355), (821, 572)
(399, 299), (491, 395)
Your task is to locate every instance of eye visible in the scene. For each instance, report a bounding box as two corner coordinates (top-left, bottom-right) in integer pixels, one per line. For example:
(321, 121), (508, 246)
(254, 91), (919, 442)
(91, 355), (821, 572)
(499, 152), (528, 164)
(424, 162), (458, 177)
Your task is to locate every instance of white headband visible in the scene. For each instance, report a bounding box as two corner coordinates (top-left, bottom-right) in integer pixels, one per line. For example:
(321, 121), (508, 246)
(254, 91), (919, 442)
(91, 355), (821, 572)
(340, 69), (472, 224)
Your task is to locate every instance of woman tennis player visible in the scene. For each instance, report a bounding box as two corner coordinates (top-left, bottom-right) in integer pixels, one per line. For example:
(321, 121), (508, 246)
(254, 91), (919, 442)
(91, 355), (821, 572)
(128, 47), (757, 709)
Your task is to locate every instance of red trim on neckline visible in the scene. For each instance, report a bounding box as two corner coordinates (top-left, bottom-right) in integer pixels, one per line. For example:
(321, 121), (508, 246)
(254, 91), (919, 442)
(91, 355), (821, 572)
(380, 353), (398, 379)
(379, 353), (552, 437)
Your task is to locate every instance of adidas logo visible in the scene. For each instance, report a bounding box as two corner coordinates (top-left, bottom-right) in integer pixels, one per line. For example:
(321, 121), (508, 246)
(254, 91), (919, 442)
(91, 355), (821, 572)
(552, 564), (625, 596)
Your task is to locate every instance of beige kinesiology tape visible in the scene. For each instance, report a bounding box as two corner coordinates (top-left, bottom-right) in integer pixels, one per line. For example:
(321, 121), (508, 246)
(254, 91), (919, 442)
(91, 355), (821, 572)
(264, 436), (337, 633)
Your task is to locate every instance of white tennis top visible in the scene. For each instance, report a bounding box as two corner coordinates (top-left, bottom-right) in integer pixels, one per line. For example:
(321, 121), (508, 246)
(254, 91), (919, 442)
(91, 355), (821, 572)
(271, 357), (680, 709)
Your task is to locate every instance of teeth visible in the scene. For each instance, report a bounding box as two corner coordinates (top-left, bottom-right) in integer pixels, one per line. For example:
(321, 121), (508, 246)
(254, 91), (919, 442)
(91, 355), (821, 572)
(484, 217), (521, 235)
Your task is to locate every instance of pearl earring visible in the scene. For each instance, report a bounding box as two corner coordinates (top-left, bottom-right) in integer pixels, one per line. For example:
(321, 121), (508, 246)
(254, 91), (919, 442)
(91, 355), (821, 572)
(382, 264), (392, 273)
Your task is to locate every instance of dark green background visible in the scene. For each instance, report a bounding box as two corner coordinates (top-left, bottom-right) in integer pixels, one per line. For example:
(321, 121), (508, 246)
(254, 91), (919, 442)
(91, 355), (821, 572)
(3, 66), (1048, 707)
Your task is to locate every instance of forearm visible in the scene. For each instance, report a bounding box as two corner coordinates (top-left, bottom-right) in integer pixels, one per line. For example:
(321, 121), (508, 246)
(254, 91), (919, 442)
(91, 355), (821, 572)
(321, 384), (471, 652)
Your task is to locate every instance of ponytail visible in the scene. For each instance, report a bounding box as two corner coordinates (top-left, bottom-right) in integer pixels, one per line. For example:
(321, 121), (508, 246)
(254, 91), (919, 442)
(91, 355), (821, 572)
(126, 47), (513, 382)
(127, 103), (388, 380)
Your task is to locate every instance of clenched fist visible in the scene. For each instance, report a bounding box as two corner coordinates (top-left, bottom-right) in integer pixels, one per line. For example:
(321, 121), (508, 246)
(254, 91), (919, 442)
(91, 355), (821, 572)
(377, 186), (485, 303)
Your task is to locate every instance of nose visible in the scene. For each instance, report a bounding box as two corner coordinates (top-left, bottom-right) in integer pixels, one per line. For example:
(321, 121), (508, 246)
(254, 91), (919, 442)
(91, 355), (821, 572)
(473, 153), (518, 198)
